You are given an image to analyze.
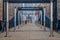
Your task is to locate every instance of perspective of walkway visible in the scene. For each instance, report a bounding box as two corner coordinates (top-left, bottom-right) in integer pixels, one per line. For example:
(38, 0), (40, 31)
(0, 22), (60, 40)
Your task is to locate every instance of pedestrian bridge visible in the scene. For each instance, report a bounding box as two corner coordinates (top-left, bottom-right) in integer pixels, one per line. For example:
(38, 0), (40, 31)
(0, 22), (60, 40)
(0, 0), (60, 40)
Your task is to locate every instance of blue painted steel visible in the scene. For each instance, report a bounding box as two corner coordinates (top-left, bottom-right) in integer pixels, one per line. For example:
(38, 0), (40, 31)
(18, 7), (43, 10)
(39, 10), (50, 28)
(1, 0), (58, 32)
(58, 20), (60, 31)
(9, 9), (19, 28)
(8, 7), (43, 29)
(53, 0), (58, 31)
(45, 15), (50, 28)
(9, 17), (14, 28)
(4, 0), (50, 3)
(16, 9), (18, 25)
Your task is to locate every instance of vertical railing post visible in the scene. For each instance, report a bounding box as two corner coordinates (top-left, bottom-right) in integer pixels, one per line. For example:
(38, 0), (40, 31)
(14, 7), (16, 32)
(40, 11), (42, 28)
(49, 0), (54, 37)
(44, 8), (46, 31)
(18, 11), (20, 28)
(6, 1), (9, 37)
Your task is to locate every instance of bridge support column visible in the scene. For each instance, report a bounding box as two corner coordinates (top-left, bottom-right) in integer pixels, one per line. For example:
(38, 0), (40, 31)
(14, 7), (16, 32)
(49, 0), (54, 37)
(44, 8), (46, 31)
(18, 11), (20, 29)
(5, 1), (9, 37)
(40, 11), (42, 28)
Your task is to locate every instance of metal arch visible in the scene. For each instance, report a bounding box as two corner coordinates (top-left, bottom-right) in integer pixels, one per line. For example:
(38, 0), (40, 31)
(17, 7), (45, 29)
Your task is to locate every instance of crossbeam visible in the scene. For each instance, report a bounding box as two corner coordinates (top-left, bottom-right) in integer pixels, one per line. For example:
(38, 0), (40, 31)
(4, 0), (50, 3)
(18, 7), (43, 10)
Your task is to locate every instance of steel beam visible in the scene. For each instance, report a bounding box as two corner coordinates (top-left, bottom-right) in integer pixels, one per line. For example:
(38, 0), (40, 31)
(18, 11), (20, 28)
(4, 0), (50, 3)
(40, 11), (42, 28)
(6, 1), (9, 37)
(49, 0), (54, 37)
(44, 8), (46, 31)
(14, 7), (16, 32)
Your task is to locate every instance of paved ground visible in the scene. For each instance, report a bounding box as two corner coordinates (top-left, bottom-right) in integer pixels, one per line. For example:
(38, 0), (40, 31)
(0, 23), (60, 40)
